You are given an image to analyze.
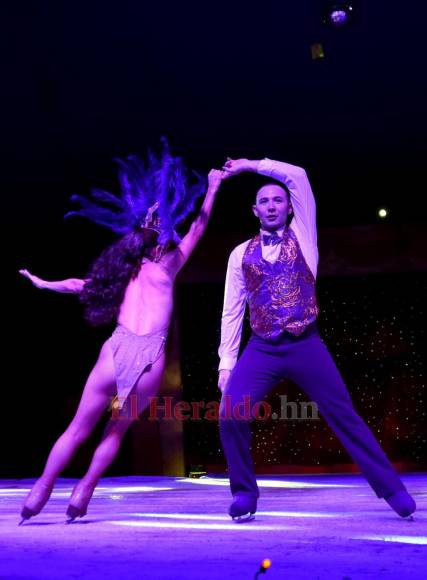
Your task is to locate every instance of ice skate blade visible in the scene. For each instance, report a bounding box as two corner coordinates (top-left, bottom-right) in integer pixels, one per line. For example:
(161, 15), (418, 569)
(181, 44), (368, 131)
(232, 513), (255, 523)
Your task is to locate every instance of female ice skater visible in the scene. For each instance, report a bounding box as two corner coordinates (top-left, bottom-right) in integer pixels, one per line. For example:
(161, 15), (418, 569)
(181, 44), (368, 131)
(19, 143), (224, 523)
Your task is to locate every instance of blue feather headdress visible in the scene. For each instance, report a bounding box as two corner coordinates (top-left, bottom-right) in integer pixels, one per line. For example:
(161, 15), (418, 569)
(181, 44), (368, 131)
(65, 138), (206, 246)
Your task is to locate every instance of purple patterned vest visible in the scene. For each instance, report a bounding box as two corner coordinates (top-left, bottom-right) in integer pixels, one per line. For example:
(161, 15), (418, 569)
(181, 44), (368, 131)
(242, 228), (319, 341)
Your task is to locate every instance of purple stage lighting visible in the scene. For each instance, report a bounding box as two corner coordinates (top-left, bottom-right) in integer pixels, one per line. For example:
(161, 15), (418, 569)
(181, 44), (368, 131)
(325, 3), (354, 28)
(331, 9), (348, 25)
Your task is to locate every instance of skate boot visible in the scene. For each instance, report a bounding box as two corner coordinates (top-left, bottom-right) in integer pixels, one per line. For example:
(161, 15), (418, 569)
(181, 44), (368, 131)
(19, 479), (54, 525)
(229, 495), (257, 523)
(66, 480), (97, 522)
(384, 490), (416, 518)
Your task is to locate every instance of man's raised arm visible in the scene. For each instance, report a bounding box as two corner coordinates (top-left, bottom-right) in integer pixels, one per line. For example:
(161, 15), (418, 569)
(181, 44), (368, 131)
(223, 158), (317, 246)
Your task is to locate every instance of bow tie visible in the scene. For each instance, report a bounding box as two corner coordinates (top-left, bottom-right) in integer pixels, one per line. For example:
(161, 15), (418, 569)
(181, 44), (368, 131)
(262, 232), (282, 246)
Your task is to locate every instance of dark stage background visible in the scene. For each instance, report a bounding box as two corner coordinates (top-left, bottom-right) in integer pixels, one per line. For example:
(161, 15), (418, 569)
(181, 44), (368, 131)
(2, 1), (426, 477)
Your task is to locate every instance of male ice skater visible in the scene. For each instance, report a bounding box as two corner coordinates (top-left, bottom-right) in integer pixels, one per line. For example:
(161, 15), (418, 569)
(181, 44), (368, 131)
(218, 157), (416, 522)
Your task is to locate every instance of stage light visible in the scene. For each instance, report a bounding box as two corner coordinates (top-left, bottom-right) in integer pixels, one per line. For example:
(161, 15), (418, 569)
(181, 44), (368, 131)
(110, 520), (286, 531)
(262, 559), (272, 570)
(188, 464), (207, 478)
(324, 3), (354, 28)
(184, 476), (358, 488)
(311, 43), (325, 61)
(255, 558), (272, 578)
(378, 208), (388, 218)
(355, 535), (427, 545)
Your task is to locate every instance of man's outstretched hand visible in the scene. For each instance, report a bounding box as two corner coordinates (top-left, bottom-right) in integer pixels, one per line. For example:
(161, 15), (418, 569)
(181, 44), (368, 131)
(222, 158), (259, 178)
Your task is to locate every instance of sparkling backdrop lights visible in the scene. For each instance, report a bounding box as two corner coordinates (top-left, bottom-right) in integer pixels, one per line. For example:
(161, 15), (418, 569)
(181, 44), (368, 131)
(178, 272), (426, 470)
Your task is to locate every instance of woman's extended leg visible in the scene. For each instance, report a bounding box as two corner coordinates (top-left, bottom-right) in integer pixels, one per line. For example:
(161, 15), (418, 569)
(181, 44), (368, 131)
(66, 353), (166, 520)
(21, 340), (117, 521)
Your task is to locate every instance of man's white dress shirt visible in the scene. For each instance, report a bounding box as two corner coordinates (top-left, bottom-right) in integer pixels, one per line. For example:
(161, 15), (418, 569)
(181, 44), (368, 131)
(218, 159), (318, 371)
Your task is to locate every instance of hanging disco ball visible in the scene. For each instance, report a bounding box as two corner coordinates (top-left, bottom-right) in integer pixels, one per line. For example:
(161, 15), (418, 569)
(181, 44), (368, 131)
(324, 3), (354, 28)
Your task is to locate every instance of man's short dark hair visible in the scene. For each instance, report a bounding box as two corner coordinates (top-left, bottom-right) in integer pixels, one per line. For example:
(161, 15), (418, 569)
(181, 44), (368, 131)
(253, 176), (291, 202)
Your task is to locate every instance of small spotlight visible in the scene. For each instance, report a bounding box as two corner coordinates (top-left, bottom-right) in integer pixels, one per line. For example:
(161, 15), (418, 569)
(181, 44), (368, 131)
(188, 464), (207, 478)
(378, 208), (388, 219)
(261, 559), (272, 570)
(311, 43), (325, 60)
(255, 559), (272, 578)
(324, 3), (354, 28)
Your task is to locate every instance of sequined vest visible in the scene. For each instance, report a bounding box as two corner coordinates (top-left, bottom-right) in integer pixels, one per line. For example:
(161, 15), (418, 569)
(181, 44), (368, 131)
(242, 229), (319, 341)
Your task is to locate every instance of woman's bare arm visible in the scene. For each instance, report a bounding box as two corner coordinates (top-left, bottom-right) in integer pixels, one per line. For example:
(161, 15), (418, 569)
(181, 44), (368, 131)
(19, 269), (87, 294)
(168, 169), (224, 270)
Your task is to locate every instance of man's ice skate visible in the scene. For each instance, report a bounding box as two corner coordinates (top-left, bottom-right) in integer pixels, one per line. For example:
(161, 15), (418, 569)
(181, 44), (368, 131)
(229, 496), (257, 523)
(384, 490), (416, 519)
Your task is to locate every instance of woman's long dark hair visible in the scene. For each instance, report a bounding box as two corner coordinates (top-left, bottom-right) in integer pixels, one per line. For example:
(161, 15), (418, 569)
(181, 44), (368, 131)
(80, 229), (152, 326)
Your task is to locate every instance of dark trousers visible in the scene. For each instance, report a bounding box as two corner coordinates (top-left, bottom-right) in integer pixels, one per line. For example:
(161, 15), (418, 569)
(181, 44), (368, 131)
(219, 324), (405, 501)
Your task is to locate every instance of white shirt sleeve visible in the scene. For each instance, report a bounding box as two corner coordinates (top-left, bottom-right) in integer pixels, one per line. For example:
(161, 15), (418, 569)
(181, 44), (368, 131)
(218, 244), (248, 371)
(258, 158), (317, 247)
(257, 158), (318, 277)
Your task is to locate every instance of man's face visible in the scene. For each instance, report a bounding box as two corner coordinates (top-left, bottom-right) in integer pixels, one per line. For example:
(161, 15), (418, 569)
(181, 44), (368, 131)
(252, 185), (292, 231)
